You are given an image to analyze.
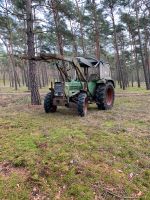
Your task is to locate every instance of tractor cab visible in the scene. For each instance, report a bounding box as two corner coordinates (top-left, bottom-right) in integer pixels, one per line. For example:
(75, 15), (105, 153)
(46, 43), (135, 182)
(77, 57), (111, 80)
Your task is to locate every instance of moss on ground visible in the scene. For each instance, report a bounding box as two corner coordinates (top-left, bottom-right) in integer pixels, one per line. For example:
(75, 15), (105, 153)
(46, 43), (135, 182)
(0, 88), (150, 199)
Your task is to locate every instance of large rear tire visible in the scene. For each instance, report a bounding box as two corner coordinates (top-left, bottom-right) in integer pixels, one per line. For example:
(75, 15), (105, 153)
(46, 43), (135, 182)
(77, 93), (88, 117)
(44, 92), (57, 113)
(96, 82), (115, 110)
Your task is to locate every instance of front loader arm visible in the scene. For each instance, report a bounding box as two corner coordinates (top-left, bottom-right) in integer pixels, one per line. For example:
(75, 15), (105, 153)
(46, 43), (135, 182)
(72, 58), (87, 82)
(19, 53), (87, 81)
(19, 53), (72, 63)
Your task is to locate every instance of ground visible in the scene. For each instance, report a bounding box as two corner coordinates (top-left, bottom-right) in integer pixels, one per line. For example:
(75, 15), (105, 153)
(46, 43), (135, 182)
(0, 86), (150, 200)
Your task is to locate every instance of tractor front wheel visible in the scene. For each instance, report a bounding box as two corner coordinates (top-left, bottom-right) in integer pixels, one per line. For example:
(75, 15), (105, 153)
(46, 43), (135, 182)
(96, 82), (115, 110)
(77, 93), (88, 117)
(44, 92), (57, 113)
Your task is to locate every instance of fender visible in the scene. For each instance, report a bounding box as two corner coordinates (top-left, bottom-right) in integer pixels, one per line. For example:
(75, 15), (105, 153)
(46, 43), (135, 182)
(97, 78), (115, 88)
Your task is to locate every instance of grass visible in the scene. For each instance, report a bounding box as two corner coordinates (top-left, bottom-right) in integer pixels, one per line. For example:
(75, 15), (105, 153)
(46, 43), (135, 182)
(116, 83), (150, 94)
(0, 81), (150, 94)
(0, 84), (49, 93)
(0, 87), (150, 199)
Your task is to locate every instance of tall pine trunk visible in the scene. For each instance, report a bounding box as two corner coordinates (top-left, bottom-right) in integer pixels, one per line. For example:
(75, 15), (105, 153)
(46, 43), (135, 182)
(4, 0), (18, 90)
(75, 0), (86, 56)
(26, 0), (41, 105)
(93, 0), (100, 60)
(110, 6), (125, 90)
(49, 0), (68, 80)
(69, 20), (78, 57)
(50, 0), (64, 56)
(132, 37), (140, 87)
(135, 2), (150, 90)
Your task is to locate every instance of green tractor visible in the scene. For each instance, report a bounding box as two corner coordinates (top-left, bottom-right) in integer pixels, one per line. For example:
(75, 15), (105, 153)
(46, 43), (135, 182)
(44, 57), (115, 117)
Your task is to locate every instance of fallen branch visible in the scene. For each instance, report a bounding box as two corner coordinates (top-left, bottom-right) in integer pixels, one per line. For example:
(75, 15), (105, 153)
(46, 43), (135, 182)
(104, 188), (139, 199)
(93, 182), (140, 200)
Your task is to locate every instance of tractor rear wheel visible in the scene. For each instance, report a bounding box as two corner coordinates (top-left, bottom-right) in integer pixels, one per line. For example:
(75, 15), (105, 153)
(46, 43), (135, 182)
(77, 93), (88, 117)
(96, 82), (115, 110)
(44, 92), (57, 113)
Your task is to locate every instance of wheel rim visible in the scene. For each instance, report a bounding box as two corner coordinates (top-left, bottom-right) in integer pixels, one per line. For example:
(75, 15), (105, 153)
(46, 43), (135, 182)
(106, 87), (114, 106)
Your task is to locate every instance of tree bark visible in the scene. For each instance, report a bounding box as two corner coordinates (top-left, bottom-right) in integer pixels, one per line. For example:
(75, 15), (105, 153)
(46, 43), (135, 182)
(3, 71), (6, 86)
(93, 0), (100, 60)
(132, 37), (140, 87)
(50, 0), (64, 56)
(110, 6), (125, 89)
(75, 0), (86, 56)
(4, 0), (18, 90)
(26, 0), (41, 104)
(69, 20), (78, 57)
(135, 2), (150, 89)
(144, 26), (150, 85)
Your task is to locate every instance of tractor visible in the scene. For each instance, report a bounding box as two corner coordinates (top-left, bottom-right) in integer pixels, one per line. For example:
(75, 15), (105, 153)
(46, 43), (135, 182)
(44, 56), (115, 117)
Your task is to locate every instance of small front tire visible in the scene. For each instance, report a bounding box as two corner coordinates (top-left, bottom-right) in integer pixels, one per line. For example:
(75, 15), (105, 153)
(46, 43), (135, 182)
(44, 92), (57, 113)
(77, 93), (88, 117)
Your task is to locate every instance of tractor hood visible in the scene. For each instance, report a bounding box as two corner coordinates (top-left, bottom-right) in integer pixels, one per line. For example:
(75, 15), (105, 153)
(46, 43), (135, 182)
(65, 80), (82, 97)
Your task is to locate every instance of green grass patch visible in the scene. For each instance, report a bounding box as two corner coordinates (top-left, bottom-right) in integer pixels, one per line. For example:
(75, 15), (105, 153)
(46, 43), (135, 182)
(0, 90), (150, 199)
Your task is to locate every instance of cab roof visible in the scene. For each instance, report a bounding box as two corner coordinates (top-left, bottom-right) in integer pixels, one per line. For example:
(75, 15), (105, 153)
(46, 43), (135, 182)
(77, 57), (104, 68)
